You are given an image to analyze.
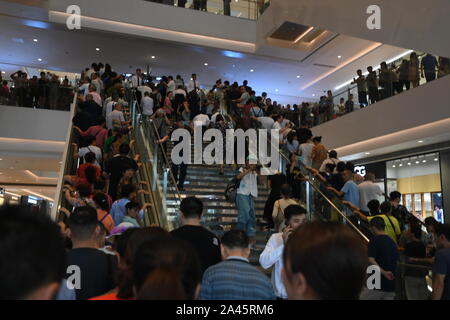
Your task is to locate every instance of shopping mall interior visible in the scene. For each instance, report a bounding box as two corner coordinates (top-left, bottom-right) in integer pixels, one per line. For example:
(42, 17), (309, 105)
(1, 0), (450, 302)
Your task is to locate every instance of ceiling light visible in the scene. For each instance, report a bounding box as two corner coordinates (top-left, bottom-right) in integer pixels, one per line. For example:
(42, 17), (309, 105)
(151, 56), (156, 59)
(95, 48), (100, 51)
(418, 140), (423, 143)
(296, 75), (300, 78)
(392, 165), (396, 168)
(37, 58), (42, 61)
(434, 158), (439, 161)
(337, 55), (342, 59)
(365, 152), (370, 155)
(293, 26), (314, 44)
(33, 39), (38, 42)
(416, 161), (420, 164)
(275, 89), (279, 92)
(399, 164), (403, 167)
(250, 69), (254, 72)
(312, 94), (315, 96)
(423, 160), (427, 163)
(1, 71), (5, 74)
(407, 162), (411, 165)
(204, 63), (208, 66)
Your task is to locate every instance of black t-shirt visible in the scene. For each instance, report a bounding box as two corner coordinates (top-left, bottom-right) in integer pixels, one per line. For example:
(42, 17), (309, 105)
(79, 100), (102, 121)
(65, 248), (118, 300)
(105, 155), (138, 200)
(368, 235), (399, 292)
(268, 173), (287, 195)
(330, 173), (345, 191)
(171, 225), (221, 274)
(404, 240), (427, 278)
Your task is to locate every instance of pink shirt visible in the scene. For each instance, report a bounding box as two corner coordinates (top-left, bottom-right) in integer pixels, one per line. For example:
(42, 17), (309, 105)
(80, 125), (108, 148)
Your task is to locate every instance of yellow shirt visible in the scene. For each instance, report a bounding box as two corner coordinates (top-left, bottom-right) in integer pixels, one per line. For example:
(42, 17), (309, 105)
(368, 214), (401, 244)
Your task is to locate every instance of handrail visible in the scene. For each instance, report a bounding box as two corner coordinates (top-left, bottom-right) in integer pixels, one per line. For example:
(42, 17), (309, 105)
(51, 92), (79, 221)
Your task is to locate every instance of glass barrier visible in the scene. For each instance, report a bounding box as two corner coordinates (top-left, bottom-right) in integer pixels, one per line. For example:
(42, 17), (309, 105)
(142, 0), (270, 20)
(1, 80), (74, 111)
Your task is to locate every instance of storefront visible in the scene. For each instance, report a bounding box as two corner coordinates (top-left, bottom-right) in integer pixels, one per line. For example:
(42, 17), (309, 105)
(355, 151), (444, 223)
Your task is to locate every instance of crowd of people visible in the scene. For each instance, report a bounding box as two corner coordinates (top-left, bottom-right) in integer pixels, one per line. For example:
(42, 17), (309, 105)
(1, 57), (450, 301)
(0, 71), (74, 109)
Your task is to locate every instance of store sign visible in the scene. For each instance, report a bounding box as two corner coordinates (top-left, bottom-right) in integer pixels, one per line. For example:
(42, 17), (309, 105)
(355, 166), (367, 176)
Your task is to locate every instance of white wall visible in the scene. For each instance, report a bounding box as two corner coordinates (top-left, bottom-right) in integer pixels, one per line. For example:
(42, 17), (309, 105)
(49, 0), (256, 50)
(0, 105), (70, 141)
(265, 0), (450, 57)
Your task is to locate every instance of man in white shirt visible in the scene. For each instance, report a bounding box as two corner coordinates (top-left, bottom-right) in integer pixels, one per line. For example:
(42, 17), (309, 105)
(254, 116), (274, 130)
(91, 73), (103, 94)
(358, 172), (383, 212)
(141, 92), (154, 117)
(166, 76), (176, 94)
(79, 79), (90, 96)
(106, 103), (129, 130)
(235, 156), (259, 244)
(77, 136), (102, 167)
(187, 73), (199, 93)
(193, 113), (210, 128)
(137, 83), (152, 98)
(260, 205), (307, 299)
(174, 86), (187, 97)
(131, 69), (144, 88)
(298, 137), (314, 167)
(88, 84), (102, 107)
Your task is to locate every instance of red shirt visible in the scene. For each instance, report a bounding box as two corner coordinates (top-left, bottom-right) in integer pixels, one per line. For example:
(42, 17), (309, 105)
(77, 163), (101, 179)
(80, 125), (108, 148)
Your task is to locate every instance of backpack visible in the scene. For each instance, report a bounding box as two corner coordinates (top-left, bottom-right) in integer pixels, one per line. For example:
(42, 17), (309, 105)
(225, 177), (241, 203)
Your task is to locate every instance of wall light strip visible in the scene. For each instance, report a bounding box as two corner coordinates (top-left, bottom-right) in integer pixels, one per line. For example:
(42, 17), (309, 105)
(21, 189), (54, 202)
(293, 27), (314, 44)
(301, 42), (382, 90)
(334, 49), (414, 91)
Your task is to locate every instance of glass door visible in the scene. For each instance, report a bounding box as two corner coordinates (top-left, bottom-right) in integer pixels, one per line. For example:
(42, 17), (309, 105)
(414, 193), (423, 220)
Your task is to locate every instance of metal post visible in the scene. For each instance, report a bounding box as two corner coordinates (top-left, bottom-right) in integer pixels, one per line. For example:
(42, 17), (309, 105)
(152, 142), (158, 191)
(163, 168), (169, 196)
(306, 181), (311, 220)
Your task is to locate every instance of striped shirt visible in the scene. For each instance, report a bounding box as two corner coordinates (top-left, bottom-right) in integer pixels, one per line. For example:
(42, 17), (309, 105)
(199, 256), (275, 300)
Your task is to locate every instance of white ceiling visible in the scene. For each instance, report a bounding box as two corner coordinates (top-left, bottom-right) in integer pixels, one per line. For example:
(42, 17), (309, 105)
(0, 13), (410, 103)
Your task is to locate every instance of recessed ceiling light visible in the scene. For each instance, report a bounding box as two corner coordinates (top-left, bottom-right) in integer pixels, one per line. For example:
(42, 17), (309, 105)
(275, 89), (279, 92)
(365, 152), (370, 155)
(337, 55), (342, 59)
(204, 63), (208, 66)
(423, 160), (427, 163)
(37, 58), (42, 61)
(296, 75), (300, 78)
(151, 56), (156, 59)
(312, 94), (315, 96)
(407, 162), (411, 165)
(392, 165), (396, 168)
(33, 39), (38, 42)
(399, 164), (403, 167)
(418, 140), (423, 143)
(96, 48), (100, 51)
(250, 69), (254, 72)
(434, 158), (439, 161)
(415, 161), (420, 164)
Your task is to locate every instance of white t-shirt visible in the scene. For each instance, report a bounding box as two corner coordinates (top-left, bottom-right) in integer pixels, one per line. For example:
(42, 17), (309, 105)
(89, 91), (102, 107)
(78, 145), (102, 167)
(141, 96), (154, 116)
(137, 85), (152, 96)
(299, 142), (314, 167)
(358, 181), (383, 212)
(257, 117), (275, 129)
(106, 110), (125, 130)
(237, 167), (258, 198)
(167, 80), (176, 93)
(105, 101), (116, 116)
(193, 114), (210, 127)
(79, 83), (90, 96)
(174, 88), (187, 97)
(319, 158), (340, 173)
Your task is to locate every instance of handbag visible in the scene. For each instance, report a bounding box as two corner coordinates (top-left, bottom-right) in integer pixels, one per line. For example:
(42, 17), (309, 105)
(225, 177), (241, 203)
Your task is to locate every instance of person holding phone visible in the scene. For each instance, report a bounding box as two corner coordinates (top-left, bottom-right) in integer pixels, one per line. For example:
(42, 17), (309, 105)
(259, 205), (307, 299)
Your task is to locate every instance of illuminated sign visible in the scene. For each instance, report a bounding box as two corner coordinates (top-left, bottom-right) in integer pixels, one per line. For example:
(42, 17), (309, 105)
(354, 166), (366, 176)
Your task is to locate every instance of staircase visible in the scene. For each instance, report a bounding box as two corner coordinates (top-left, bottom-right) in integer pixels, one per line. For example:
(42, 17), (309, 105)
(165, 141), (273, 266)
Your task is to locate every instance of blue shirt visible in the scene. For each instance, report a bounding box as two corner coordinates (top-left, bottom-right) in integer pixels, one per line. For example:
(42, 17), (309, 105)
(422, 55), (437, 73)
(199, 257), (276, 300)
(341, 180), (360, 215)
(110, 198), (130, 225)
(433, 248), (450, 300)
